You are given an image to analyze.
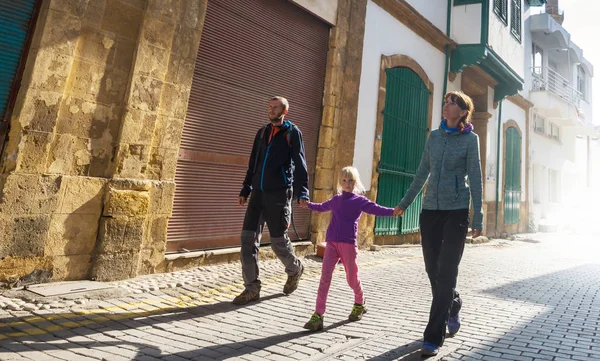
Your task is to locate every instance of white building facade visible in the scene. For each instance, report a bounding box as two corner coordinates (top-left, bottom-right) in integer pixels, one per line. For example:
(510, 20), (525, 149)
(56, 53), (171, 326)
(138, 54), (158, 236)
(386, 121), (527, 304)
(448, 0), (532, 235)
(524, 0), (596, 230)
(352, 0), (543, 243)
(352, 0), (452, 243)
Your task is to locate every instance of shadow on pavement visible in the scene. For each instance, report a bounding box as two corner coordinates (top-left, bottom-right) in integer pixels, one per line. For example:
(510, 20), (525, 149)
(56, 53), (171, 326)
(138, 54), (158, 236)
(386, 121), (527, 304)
(0, 293), (289, 356)
(366, 263), (600, 360)
(0, 315), (353, 360)
(461, 263), (600, 359)
(367, 340), (422, 360)
(0, 292), (287, 325)
(152, 319), (353, 360)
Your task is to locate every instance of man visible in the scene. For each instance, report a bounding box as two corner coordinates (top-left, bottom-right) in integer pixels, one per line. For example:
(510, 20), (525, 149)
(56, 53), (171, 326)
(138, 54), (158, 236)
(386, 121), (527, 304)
(233, 96), (309, 305)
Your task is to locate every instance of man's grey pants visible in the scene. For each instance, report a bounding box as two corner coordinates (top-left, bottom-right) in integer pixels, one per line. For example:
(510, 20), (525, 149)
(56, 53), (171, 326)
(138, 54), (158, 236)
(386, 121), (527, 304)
(241, 188), (302, 292)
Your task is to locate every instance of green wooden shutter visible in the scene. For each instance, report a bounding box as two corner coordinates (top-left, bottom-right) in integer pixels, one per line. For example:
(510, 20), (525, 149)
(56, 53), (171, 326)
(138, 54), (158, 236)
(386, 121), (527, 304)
(0, 0), (38, 122)
(494, 0), (508, 24)
(375, 68), (429, 236)
(504, 127), (521, 225)
(510, 0), (522, 42)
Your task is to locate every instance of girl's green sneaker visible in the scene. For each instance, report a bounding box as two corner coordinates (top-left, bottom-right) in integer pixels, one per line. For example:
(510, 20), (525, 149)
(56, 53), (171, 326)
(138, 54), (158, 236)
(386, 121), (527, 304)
(303, 312), (324, 331)
(349, 303), (367, 321)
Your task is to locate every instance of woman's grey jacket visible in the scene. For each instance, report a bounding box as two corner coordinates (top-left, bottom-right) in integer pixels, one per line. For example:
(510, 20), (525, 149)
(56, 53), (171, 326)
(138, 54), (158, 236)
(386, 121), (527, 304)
(397, 126), (484, 230)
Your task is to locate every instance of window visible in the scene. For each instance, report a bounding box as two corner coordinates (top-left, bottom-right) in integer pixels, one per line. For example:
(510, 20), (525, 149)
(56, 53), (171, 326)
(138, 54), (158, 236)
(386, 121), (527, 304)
(577, 66), (586, 100)
(531, 44), (544, 91)
(494, 0), (508, 24)
(534, 114), (545, 134)
(532, 43), (543, 70)
(548, 169), (560, 203)
(511, 0), (522, 41)
(549, 123), (560, 141)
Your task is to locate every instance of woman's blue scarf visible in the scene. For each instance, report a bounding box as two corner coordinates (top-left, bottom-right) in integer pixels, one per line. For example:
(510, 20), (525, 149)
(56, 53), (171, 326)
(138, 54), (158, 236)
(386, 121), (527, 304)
(441, 119), (473, 134)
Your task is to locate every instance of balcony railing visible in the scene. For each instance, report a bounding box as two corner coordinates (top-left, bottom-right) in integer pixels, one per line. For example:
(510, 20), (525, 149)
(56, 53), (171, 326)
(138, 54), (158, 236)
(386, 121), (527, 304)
(531, 66), (582, 108)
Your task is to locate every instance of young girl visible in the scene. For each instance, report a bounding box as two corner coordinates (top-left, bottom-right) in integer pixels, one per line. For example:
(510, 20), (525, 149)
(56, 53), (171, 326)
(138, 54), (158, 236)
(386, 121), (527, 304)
(300, 166), (400, 331)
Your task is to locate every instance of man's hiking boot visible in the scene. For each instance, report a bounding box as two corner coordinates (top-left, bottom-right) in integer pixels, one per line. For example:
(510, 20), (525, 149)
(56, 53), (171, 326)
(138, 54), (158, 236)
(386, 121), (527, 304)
(232, 289), (259, 305)
(283, 263), (304, 295)
(303, 313), (323, 331)
(348, 303), (367, 321)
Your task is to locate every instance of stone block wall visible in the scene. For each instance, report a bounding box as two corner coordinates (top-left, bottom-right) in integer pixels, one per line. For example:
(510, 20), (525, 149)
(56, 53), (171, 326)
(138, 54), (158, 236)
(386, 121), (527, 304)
(0, 0), (207, 283)
(0, 0), (373, 283)
(310, 0), (368, 245)
(91, 179), (174, 280)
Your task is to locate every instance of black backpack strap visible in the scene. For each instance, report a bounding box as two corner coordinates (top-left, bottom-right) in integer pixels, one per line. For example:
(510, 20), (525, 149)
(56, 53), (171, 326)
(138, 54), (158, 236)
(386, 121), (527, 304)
(253, 124), (269, 174)
(284, 121), (296, 148)
(259, 124), (268, 141)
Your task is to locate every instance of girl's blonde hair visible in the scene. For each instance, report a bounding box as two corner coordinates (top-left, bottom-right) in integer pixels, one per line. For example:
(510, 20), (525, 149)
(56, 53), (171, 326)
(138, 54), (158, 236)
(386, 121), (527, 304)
(337, 166), (366, 195)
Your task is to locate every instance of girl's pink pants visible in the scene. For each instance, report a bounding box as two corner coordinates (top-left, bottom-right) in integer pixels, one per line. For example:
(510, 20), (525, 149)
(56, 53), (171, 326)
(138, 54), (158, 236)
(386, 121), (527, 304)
(315, 241), (364, 315)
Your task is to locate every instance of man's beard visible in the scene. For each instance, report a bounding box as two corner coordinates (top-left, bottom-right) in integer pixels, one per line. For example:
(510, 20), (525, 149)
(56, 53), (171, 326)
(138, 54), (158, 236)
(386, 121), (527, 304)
(269, 112), (284, 122)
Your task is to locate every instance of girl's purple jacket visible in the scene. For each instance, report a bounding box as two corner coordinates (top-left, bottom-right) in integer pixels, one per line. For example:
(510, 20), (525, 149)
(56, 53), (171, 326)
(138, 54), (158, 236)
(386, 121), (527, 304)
(308, 191), (394, 245)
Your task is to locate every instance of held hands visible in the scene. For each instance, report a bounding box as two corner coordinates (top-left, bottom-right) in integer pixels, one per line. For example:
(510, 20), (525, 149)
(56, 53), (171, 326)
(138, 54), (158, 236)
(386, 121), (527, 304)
(393, 206), (404, 218)
(240, 196), (309, 208)
(299, 198), (308, 208)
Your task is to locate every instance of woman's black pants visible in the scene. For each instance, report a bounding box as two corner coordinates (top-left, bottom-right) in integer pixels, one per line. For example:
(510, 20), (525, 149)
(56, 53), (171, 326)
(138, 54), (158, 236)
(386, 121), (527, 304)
(420, 209), (469, 346)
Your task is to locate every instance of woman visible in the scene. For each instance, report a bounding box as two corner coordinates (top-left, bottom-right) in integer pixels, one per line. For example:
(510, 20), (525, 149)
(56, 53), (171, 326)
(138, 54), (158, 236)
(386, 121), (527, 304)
(394, 91), (483, 356)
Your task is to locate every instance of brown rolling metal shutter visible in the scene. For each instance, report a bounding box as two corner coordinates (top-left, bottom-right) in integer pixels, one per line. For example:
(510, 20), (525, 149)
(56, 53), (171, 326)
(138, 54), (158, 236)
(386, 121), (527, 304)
(167, 0), (330, 252)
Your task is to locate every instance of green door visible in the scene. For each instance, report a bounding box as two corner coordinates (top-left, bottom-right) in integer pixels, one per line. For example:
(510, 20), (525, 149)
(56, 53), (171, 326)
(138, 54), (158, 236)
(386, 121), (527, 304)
(504, 127), (521, 225)
(375, 67), (429, 235)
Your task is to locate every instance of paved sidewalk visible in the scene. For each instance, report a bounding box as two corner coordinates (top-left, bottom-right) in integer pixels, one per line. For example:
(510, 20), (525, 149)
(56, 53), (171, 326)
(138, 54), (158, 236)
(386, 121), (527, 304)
(0, 232), (598, 360)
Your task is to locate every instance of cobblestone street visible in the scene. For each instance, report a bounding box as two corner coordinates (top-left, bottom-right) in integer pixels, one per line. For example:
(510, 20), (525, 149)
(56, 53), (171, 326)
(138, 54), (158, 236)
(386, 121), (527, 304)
(0, 231), (599, 361)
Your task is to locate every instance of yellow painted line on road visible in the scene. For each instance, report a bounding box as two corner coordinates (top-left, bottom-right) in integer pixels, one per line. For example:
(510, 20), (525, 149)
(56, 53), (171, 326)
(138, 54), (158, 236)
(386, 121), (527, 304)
(23, 327), (46, 336)
(59, 321), (81, 328)
(6, 332), (27, 338)
(0, 257), (414, 340)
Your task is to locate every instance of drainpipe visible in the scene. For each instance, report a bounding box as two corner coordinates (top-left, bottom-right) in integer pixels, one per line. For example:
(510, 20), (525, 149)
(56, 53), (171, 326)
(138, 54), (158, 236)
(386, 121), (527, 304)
(442, 0), (452, 98)
(494, 100), (503, 235)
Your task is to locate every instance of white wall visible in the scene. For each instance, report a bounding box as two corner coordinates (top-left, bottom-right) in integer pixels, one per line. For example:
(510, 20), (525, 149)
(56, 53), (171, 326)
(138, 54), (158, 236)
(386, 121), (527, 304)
(522, 17), (533, 99)
(488, 1), (525, 79)
(485, 88), (498, 202)
(579, 95), (593, 126)
(354, 0), (446, 190)
(573, 136), (589, 191)
(531, 127), (595, 222)
(406, 0), (447, 34)
(451, 4), (481, 44)
(291, 0), (338, 25)
(447, 73), (462, 93)
(531, 163), (549, 219)
(531, 129), (573, 170)
(592, 139), (600, 188)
